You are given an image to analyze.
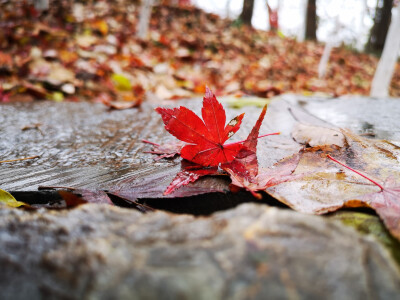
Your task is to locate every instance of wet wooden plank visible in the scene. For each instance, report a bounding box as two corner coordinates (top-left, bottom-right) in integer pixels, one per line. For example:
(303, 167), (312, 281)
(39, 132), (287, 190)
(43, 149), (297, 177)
(1, 96), (399, 196)
(0, 99), (299, 194)
(291, 96), (400, 141)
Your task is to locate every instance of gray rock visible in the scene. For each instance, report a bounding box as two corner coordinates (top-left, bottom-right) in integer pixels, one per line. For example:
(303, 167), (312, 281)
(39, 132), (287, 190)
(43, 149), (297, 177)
(0, 203), (399, 300)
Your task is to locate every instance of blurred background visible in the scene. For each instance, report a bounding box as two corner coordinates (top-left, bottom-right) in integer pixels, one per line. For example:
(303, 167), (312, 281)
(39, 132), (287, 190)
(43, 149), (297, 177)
(197, 0), (385, 50)
(0, 0), (399, 107)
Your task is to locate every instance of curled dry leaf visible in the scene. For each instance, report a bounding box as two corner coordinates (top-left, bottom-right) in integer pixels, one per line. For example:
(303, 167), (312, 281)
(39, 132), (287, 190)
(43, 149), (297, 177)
(99, 92), (143, 110)
(291, 123), (345, 147)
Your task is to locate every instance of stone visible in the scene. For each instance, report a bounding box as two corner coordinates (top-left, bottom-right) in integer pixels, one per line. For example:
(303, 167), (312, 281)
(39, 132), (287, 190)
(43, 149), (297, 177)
(0, 203), (399, 299)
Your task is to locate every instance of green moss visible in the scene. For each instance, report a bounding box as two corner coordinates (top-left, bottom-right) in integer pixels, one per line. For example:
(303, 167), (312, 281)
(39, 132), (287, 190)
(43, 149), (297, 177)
(330, 211), (400, 266)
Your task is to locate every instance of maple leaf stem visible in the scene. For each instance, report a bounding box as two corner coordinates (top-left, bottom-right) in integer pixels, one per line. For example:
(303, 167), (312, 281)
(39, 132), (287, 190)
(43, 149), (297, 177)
(142, 140), (160, 146)
(327, 155), (384, 191)
(224, 132), (280, 147)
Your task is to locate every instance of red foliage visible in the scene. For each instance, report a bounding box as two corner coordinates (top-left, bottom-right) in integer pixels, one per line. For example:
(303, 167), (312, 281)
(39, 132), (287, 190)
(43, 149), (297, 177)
(156, 87), (244, 166)
(222, 105), (301, 198)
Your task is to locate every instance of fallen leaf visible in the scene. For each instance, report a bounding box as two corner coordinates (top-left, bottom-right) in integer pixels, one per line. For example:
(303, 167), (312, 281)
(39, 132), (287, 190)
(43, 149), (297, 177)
(327, 155), (400, 241)
(142, 140), (186, 160)
(98, 92), (141, 110)
(292, 123), (346, 147)
(358, 178), (400, 240)
(222, 105), (301, 198)
(0, 189), (27, 208)
(75, 34), (98, 48)
(105, 192), (155, 213)
(53, 189), (153, 213)
(21, 81), (47, 98)
(164, 161), (220, 195)
(266, 129), (400, 240)
(58, 190), (88, 207)
(226, 96), (270, 108)
(103, 100), (141, 110)
(111, 73), (132, 92)
(156, 87), (244, 166)
(77, 189), (114, 205)
(0, 86), (11, 102)
(50, 91), (64, 102)
(29, 58), (75, 86)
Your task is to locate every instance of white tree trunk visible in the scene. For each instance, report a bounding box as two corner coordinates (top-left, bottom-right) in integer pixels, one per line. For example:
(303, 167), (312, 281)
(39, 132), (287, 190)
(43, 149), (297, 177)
(225, 0), (232, 18)
(298, 0), (307, 42)
(34, 0), (49, 11)
(137, 0), (154, 40)
(318, 18), (340, 79)
(370, 5), (400, 98)
(318, 41), (334, 78)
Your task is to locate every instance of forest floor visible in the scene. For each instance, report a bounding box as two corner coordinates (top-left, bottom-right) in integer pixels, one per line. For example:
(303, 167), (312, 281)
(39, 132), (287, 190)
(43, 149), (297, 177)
(1, 3), (400, 297)
(1, 0), (400, 108)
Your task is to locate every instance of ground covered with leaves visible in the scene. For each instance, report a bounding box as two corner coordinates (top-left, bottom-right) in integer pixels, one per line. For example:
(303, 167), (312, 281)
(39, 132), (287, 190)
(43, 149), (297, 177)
(1, 0), (400, 106)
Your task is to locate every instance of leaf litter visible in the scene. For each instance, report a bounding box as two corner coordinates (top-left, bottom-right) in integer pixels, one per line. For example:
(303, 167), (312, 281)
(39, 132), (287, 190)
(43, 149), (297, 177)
(1, 0), (400, 107)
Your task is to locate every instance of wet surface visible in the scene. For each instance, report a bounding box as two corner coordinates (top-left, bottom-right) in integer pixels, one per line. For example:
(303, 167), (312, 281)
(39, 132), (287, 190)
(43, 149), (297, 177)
(287, 95), (400, 141)
(1, 96), (400, 213)
(0, 99), (300, 193)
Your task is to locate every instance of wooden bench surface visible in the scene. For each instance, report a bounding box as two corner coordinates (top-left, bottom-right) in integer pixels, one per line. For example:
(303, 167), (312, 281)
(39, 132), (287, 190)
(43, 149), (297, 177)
(1, 96), (399, 199)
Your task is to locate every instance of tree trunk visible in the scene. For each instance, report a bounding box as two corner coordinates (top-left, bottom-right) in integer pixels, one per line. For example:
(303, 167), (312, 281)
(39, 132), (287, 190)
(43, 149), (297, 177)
(239, 0), (255, 26)
(366, 0), (393, 53)
(34, 0), (49, 11)
(318, 42), (334, 78)
(137, 0), (154, 40)
(226, 0), (233, 18)
(370, 4), (400, 97)
(305, 0), (317, 40)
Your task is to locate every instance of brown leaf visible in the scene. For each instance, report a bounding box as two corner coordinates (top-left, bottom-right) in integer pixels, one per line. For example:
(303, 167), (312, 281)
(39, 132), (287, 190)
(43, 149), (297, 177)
(291, 123), (346, 147)
(266, 129), (400, 240)
(359, 177), (400, 240)
(78, 189), (114, 205)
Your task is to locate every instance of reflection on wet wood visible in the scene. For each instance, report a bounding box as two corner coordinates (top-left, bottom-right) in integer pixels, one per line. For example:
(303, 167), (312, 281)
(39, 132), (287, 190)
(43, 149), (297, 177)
(1, 96), (399, 198)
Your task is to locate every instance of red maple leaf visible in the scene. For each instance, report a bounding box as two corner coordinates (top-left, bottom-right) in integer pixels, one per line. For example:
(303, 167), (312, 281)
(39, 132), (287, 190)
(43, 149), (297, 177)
(155, 87), (245, 166)
(222, 105), (301, 198)
(164, 161), (220, 195)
